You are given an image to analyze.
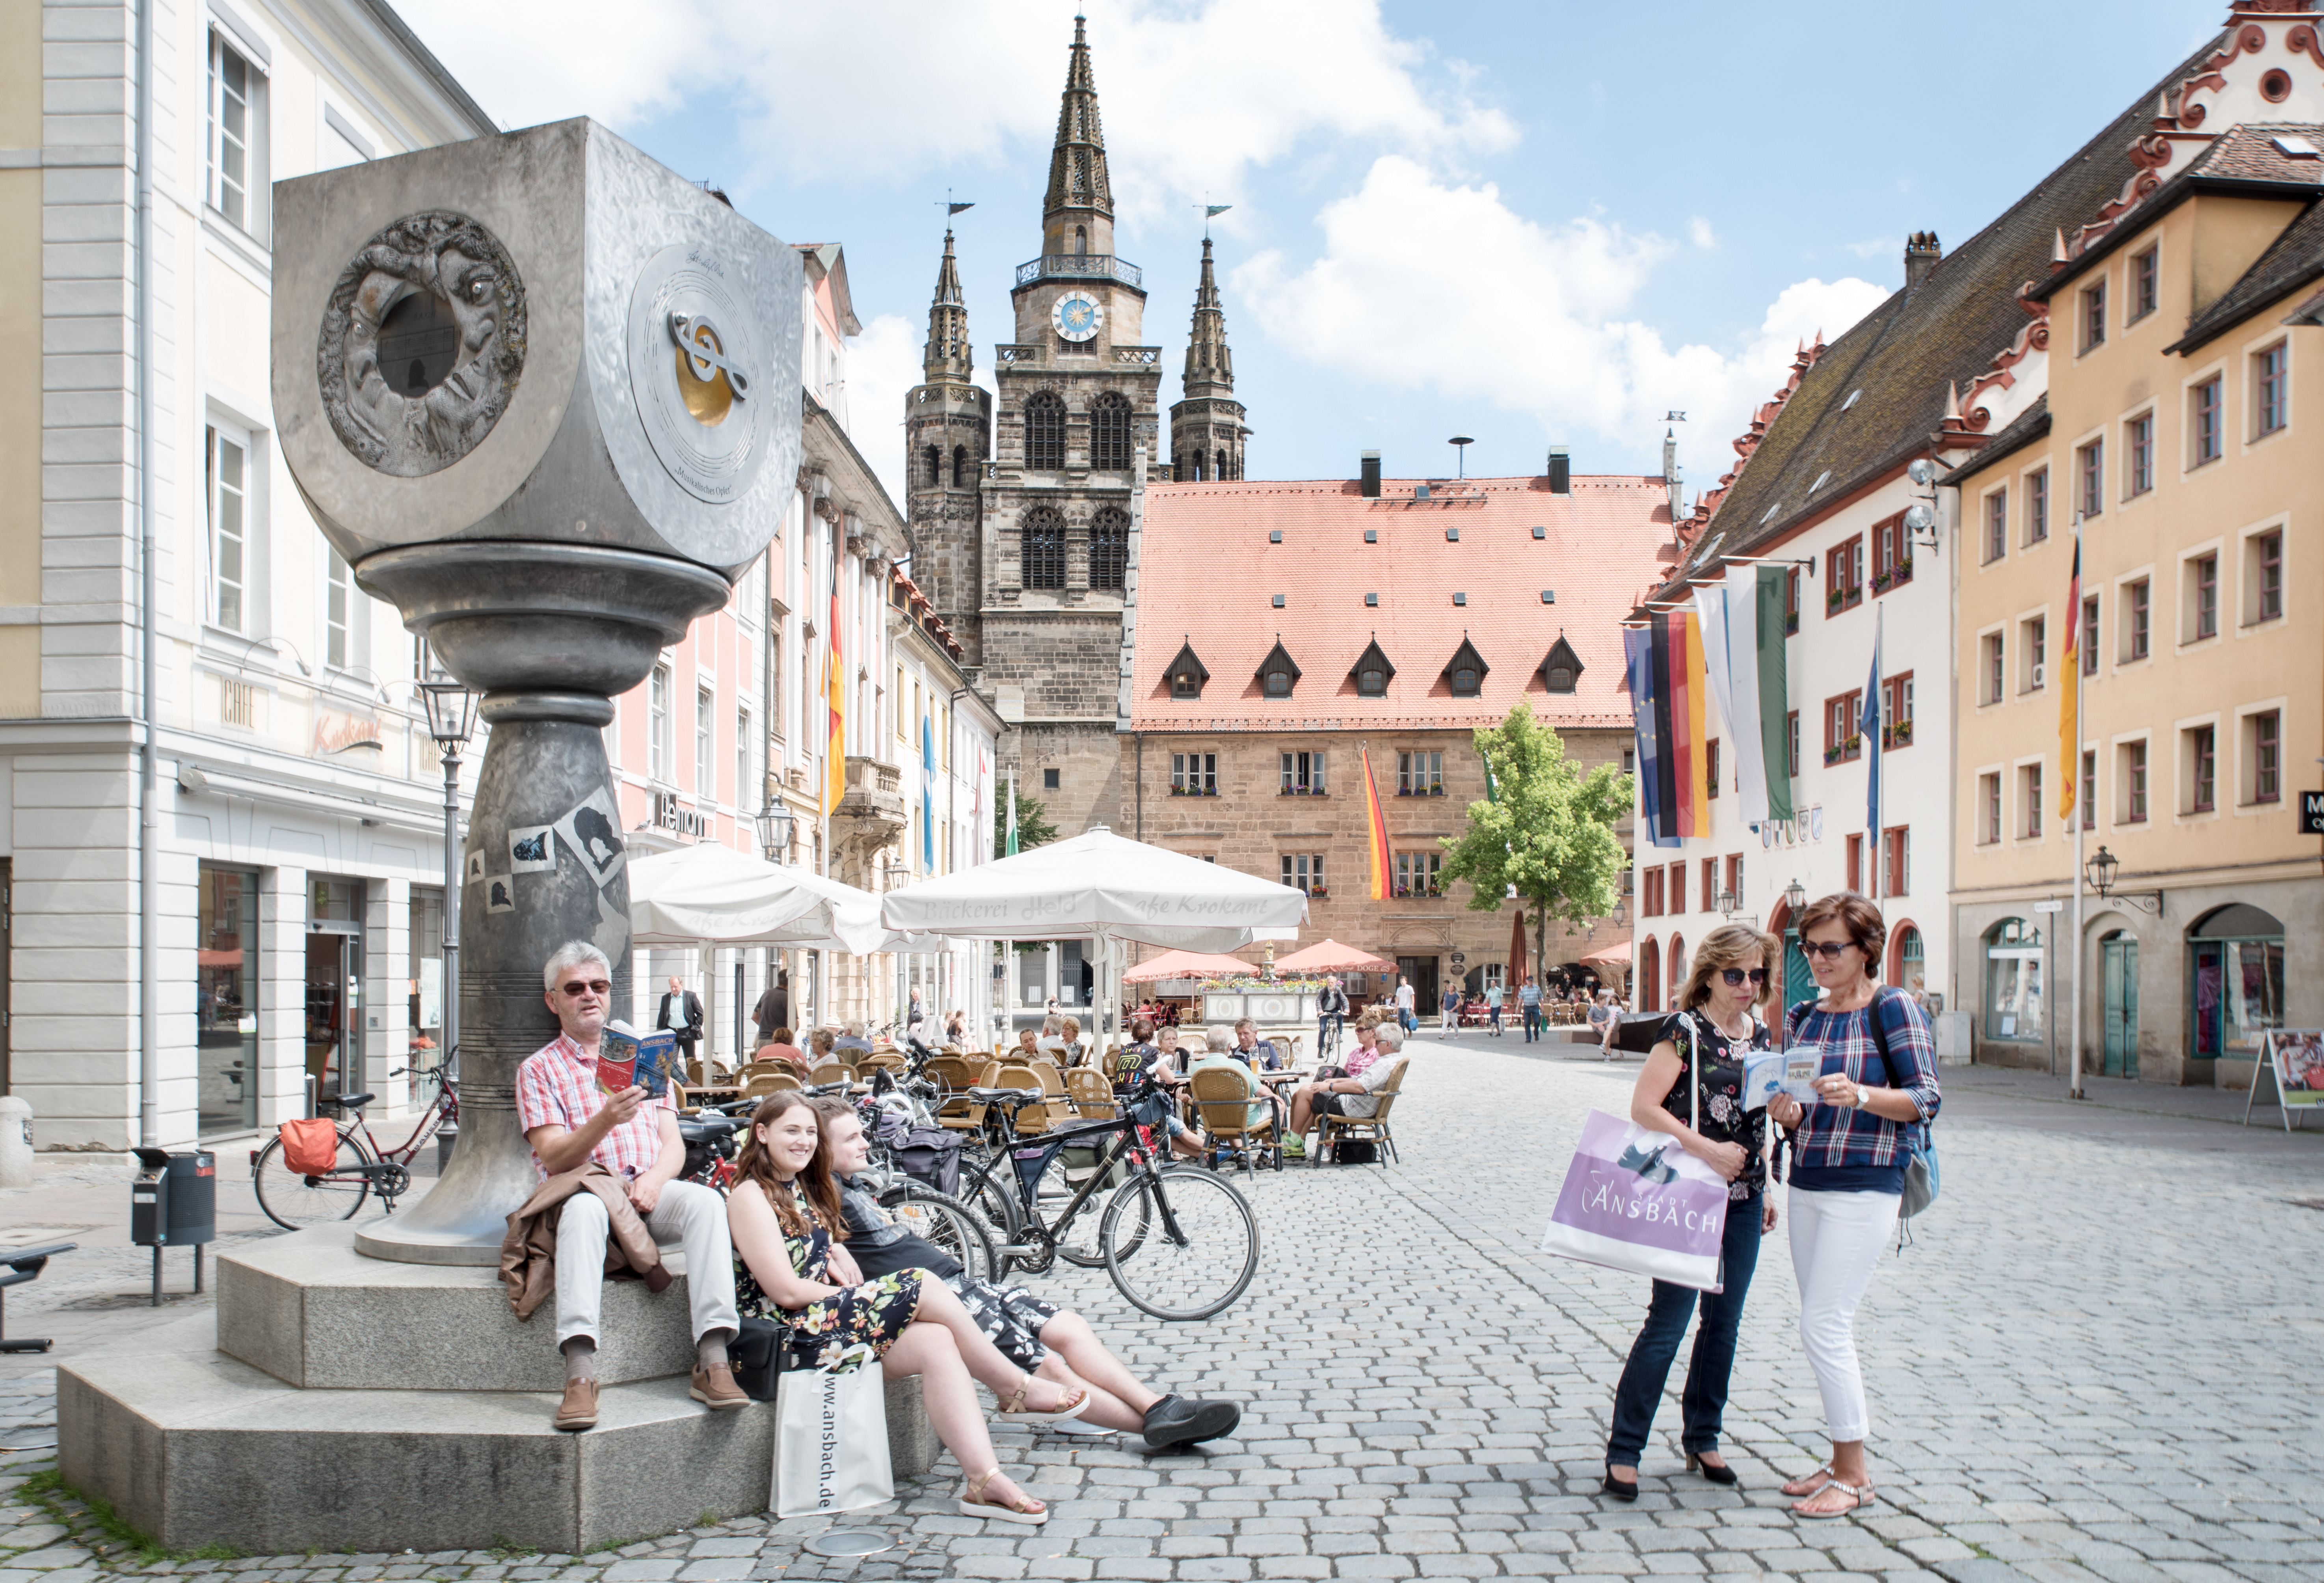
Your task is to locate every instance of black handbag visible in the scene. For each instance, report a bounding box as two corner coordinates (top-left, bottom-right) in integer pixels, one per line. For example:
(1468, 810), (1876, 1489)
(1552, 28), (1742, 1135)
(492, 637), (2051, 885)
(729, 1315), (792, 1402)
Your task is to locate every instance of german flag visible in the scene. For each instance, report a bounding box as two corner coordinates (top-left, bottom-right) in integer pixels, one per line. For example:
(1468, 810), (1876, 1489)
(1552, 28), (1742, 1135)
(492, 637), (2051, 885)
(1362, 746), (1392, 900)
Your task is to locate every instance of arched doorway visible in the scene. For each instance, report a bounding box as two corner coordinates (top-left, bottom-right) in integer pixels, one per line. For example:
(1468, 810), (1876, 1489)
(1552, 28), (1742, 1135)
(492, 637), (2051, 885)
(1640, 935), (1660, 1012)
(2099, 927), (2138, 1078)
(1667, 935), (1687, 1011)
(1770, 898), (1813, 1010)
(1983, 917), (2043, 1047)
(1888, 922), (1924, 994)
(2188, 903), (2283, 1067)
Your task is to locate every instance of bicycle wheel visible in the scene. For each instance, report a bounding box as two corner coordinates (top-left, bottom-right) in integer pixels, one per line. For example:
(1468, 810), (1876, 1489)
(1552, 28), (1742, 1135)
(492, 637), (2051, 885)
(878, 1184), (1000, 1284)
(253, 1130), (374, 1230)
(1099, 1164), (1258, 1321)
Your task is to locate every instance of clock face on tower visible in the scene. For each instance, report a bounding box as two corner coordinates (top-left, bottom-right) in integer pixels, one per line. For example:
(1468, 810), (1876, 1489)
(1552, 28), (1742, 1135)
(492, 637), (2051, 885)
(1051, 292), (1102, 343)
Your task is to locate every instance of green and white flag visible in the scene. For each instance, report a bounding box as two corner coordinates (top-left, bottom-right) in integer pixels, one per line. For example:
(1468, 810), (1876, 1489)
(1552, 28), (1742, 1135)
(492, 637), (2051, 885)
(1005, 776), (1019, 856)
(1694, 565), (1792, 830)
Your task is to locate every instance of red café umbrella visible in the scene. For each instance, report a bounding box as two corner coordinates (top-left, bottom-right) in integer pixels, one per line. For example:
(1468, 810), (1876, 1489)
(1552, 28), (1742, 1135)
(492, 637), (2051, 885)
(1123, 948), (1257, 984)
(1271, 939), (1394, 975)
(1508, 909), (1529, 987)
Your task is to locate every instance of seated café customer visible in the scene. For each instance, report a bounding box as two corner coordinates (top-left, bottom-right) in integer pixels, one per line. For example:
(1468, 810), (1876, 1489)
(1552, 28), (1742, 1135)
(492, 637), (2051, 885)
(1014, 1026), (1043, 1062)
(1035, 1015), (1070, 1059)
(1055, 1016), (1085, 1065)
(1284, 1022), (1404, 1158)
(1229, 1019), (1282, 1070)
(813, 1098), (1237, 1446)
(728, 1093), (1083, 1525)
(1115, 1020), (1202, 1159)
(516, 940), (745, 1430)
(1189, 1027), (1272, 1140)
(754, 1026), (808, 1072)
(808, 1028), (838, 1063)
(944, 1010), (968, 1047)
(835, 1020), (874, 1055)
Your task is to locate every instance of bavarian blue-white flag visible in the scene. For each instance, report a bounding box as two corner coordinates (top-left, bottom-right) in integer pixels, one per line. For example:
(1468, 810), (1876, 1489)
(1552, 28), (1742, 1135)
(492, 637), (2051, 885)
(1859, 609), (1882, 839)
(921, 712), (937, 871)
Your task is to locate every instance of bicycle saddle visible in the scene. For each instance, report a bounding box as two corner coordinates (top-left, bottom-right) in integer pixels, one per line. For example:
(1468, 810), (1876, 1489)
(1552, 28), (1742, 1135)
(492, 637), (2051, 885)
(677, 1116), (736, 1142)
(334, 1092), (376, 1111)
(964, 1086), (1046, 1103)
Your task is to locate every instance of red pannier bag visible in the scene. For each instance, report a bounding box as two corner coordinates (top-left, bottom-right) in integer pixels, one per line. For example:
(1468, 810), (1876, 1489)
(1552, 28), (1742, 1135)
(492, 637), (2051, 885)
(278, 1117), (341, 1176)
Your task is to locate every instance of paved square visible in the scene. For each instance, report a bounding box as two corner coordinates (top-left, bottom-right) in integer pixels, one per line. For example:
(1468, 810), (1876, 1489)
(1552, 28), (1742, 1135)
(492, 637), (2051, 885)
(3, 1037), (2320, 1581)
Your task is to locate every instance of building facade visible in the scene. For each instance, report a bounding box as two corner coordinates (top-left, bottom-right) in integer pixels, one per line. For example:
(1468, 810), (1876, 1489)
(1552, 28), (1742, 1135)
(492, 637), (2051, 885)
(1949, 81), (2324, 1084)
(1118, 460), (1663, 1011)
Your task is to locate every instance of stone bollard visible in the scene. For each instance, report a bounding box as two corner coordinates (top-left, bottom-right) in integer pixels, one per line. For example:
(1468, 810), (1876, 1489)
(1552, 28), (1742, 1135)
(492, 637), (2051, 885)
(0, 1098), (30, 1189)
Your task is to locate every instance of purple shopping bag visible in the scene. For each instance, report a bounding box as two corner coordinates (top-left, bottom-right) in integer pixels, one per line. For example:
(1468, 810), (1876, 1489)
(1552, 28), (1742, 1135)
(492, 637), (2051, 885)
(1539, 1108), (1729, 1292)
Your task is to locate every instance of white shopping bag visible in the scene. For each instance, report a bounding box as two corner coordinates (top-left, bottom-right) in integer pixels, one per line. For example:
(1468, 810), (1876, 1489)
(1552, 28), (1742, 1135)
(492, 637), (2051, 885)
(772, 1348), (893, 1519)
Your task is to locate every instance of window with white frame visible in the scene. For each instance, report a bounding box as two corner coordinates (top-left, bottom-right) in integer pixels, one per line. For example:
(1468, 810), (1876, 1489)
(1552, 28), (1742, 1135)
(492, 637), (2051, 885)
(2021, 762), (2043, 838)
(2130, 245), (2158, 322)
(2125, 412), (2154, 498)
(2078, 438), (2104, 519)
(696, 685), (716, 795)
(2119, 739), (2148, 823)
(2021, 615), (2046, 693)
(1280, 854), (1326, 897)
(1170, 752), (1216, 796)
(1984, 488), (2007, 563)
(2244, 709), (2282, 806)
(648, 663), (672, 783)
(2124, 577), (2151, 661)
(1280, 750), (1327, 795)
(2187, 552), (2220, 643)
(2191, 374), (2224, 467)
(2082, 595), (2100, 676)
(2247, 528), (2284, 626)
(2026, 467), (2049, 544)
(1393, 851), (1441, 898)
(207, 424), (250, 633)
(1979, 772), (2001, 844)
(2187, 723), (2218, 814)
(206, 30), (267, 237)
(324, 540), (352, 669)
(1397, 750), (1443, 795)
(736, 708), (752, 811)
(2253, 341), (2288, 436)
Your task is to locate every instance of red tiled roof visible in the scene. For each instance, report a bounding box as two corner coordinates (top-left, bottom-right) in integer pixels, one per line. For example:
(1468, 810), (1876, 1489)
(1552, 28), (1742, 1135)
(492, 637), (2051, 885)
(1128, 475), (1671, 733)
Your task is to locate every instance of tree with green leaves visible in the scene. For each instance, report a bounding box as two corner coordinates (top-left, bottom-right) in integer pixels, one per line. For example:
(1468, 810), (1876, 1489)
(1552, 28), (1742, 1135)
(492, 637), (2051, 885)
(994, 787), (1060, 858)
(1438, 699), (1633, 987)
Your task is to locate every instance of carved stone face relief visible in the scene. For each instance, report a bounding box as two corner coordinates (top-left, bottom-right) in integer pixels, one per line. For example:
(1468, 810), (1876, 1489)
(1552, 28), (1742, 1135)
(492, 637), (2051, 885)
(317, 210), (527, 477)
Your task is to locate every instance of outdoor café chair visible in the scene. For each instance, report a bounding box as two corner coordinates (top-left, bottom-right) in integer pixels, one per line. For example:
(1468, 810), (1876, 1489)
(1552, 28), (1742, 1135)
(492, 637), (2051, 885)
(741, 1070), (800, 1101)
(1315, 1057), (1406, 1166)
(1189, 1065), (1280, 1174)
(1065, 1067), (1115, 1119)
(807, 1061), (856, 1087)
(994, 1063), (1056, 1134)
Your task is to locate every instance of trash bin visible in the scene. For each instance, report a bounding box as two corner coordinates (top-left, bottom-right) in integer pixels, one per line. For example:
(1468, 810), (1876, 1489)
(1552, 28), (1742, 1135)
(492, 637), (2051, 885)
(167, 1151), (217, 1246)
(128, 1147), (214, 1305)
(130, 1148), (171, 1247)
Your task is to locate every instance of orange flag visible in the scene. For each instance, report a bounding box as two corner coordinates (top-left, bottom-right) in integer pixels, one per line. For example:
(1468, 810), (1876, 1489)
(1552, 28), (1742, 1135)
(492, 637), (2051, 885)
(1362, 747), (1392, 901)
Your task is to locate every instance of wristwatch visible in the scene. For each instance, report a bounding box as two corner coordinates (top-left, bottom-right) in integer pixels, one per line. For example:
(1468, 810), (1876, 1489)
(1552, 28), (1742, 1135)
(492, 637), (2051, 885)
(1855, 1084), (1872, 1108)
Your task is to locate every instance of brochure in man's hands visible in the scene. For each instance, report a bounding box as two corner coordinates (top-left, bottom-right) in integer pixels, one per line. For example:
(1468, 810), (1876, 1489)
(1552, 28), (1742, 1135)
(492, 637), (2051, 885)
(1743, 1047), (1823, 1110)
(597, 1021), (677, 1098)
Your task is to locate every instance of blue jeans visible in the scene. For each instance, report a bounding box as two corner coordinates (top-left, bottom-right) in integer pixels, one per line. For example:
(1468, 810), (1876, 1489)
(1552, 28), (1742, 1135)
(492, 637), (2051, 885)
(1521, 1004), (1542, 1041)
(1605, 1193), (1764, 1467)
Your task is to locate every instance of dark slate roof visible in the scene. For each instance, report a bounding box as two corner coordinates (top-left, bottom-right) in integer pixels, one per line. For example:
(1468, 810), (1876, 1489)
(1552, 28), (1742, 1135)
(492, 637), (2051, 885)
(1938, 395), (2049, 486)
(1653, 32), (2226, 600)
(2168, 194), (2324, 352)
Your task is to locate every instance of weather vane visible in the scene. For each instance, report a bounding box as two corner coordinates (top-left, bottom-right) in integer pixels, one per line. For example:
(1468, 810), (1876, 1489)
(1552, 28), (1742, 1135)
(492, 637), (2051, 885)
(937, 190), (974, 223)
(1194, 199), (1232, 237)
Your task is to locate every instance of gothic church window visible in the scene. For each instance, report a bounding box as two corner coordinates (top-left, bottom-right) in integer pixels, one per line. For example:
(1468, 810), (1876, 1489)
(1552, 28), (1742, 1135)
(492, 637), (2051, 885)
(1025, 393), (1066, 470)
(1092, 394), (1132, 471)
(952, 445), (969, 488)
(1090, 507), (1128, 590)
(921, 445), (942, 486)
(1216, 449), (1228, 482)
(1022, 505), (1066, 590)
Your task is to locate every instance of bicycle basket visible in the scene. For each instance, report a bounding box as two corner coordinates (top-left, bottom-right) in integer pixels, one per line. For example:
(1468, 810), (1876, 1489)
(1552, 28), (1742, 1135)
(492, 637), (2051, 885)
(278, 1117), (341, 1176)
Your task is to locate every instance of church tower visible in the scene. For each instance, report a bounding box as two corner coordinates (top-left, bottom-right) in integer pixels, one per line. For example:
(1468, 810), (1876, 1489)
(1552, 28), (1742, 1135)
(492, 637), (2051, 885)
(1169, 237), (1249, 481)
(977, 13), (1162, 838)
(903, 228), (992, 661)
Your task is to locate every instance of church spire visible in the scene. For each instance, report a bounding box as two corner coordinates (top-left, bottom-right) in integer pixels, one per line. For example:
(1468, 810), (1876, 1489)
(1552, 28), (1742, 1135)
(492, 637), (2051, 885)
(1181, 237), (1234, 400)
(923, 227), (971, 381)
(1041, 13), (1115, 260)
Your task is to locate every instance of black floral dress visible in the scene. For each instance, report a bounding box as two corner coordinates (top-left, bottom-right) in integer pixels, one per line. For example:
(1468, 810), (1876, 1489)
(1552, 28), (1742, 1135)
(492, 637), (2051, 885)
(733, 1181), (925, 1374)
(1656, 1009), (1770, 1203)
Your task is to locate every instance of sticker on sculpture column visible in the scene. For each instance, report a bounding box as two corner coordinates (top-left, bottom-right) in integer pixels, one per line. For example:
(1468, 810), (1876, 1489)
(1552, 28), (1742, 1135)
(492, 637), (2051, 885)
(554, 787), (627, 883)
(593, 886), (630, 966)
(465, 849), (487, 884)
(508, 825), (556, 874)
(485, 875), (517, 914)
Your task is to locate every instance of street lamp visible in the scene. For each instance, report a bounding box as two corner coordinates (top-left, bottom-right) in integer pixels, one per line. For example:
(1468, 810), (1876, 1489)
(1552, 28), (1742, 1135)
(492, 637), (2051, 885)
(2083, 844), (2161, 913)
(1716, 887), (1738, 919)
(755, 802), (795, 864)
(417, 676), (479, 1082)
(1783, 877), (1807, 917)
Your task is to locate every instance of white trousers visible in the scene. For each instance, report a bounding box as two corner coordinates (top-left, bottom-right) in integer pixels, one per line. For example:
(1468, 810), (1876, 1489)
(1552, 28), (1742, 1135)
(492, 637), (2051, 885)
(554, 1179), (741, 1350)
(1786, 1186), (1900, 1443)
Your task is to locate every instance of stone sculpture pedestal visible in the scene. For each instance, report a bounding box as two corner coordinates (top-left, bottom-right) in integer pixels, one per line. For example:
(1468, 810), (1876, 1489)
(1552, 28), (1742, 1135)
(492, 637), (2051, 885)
(56, 1223), (940, 1554)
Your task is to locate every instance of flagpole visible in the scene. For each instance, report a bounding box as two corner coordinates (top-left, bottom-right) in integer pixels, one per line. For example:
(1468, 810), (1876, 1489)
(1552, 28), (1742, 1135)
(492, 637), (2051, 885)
(2068, 518), (2086, 1101)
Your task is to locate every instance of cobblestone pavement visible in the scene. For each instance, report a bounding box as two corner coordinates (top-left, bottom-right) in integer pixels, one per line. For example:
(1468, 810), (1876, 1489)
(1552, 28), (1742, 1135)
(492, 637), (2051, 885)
(3, 1037), (2322, 1581)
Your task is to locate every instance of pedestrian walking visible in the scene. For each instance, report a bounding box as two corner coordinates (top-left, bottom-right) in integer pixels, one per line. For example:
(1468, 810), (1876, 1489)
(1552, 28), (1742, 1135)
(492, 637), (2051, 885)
(751, 970), (788, 1045)
(656, 974), (704, 1073)
(1602, 923), (1777, 1499)
(1394, 975), (1416, 1035)
(1766, 891), (1942, 1519)
(1485, 980), (1504, 1036)
(1439, 985), (1461, 1037)
(1518, 976), (1543, 1042)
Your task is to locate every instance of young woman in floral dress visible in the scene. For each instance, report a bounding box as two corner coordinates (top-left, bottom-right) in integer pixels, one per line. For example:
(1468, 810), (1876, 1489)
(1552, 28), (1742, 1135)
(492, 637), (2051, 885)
(1600, 922), (1779, 1499)
(727, 1091), (1087, 1525)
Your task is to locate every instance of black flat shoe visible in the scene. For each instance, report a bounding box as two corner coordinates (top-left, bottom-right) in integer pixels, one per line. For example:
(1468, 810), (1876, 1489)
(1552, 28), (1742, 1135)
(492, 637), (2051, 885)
(1141, 1394), (1240, 1449)
(1602, 1466), (1638, 1501)
(1686, 1451), (1738, 1486)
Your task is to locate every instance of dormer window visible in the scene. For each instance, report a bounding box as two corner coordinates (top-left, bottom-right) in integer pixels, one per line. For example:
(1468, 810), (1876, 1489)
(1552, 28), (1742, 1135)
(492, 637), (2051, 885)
(1541, 635), (1584, 694)
(1257, 639), (1301, 699)
(1351, 638), (1395, 698)
(1166, 638), (1209, 701)
(1442, 636), (1488, 698)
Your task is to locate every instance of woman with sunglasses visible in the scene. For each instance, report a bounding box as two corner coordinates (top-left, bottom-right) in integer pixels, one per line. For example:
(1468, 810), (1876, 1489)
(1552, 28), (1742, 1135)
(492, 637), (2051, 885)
(1602, 922), (1779, 1500)
(1765, 891), (1942, 1519)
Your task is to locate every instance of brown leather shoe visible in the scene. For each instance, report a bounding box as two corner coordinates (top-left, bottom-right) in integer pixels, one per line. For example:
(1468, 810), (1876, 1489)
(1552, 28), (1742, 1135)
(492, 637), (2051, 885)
(691, 1361), (749, 1410)
(553, 1377), (599, 1431)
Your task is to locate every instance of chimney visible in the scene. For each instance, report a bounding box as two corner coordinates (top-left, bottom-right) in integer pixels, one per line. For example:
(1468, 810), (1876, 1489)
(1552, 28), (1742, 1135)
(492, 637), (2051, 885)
(1547, 446), (1570, 495)
(1360, 450), (1381, 499)
(1904, 231), (1942, 291)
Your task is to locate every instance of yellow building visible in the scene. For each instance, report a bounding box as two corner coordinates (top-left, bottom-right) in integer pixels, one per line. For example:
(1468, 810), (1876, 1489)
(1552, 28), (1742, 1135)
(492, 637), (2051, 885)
(1949, 110), (2324, 1086)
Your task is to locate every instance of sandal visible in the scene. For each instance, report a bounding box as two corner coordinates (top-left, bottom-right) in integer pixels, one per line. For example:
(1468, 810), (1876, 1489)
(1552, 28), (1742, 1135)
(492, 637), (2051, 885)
(997, 1376), (1088, 1425)
(1781, 1464), (1837, 1498)
(958, 1466), (1047, 1525)
(1792, 1479), (1876, 1520)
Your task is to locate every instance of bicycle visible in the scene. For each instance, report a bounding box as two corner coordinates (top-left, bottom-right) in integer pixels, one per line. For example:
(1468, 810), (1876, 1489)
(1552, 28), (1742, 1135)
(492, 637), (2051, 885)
(953, 1084), (1259, 1321)
(251, 1063), (458, 1230)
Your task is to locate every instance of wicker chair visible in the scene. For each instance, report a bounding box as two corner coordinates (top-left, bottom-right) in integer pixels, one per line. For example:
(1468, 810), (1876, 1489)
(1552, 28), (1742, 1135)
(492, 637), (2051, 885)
(807, 1061), (856, 1087)
(1315, 1058), (1406, 1166)
(994, 1062), (1055, 1134)
(1189, 1065), (1279, 1173)
(741, 1070), (800, 1102)
(1065, 1067), (1115, 1119)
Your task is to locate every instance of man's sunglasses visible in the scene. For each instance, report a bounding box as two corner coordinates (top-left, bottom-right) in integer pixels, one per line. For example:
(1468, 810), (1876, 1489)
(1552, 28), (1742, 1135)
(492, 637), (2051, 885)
(1719, 967), (1770, 987)
(559, 979), (612, 996)
(1801, 941), (1856, 960)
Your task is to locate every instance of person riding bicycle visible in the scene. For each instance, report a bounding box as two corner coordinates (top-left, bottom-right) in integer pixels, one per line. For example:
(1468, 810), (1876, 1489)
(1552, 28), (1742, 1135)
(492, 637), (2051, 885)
(812, 1097), (1239, 1451)
(516, 940), (746, 1431)
(1317, 976), (1349, 1060)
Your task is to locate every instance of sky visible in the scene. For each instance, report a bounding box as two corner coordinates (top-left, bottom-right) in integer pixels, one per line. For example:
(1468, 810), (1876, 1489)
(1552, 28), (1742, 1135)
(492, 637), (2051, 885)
(394, 0), (2224, 507)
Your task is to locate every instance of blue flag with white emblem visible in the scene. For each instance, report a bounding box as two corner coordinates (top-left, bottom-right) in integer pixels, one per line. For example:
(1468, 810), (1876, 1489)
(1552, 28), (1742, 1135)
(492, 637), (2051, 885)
(921, 712), (937, 871)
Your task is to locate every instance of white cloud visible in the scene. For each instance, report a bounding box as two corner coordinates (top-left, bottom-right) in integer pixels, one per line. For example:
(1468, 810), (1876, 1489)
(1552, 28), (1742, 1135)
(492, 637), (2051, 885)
(1688, 216), (1717, 250)
(1236, 157), (1889, 475)
(1844, 235), (1901, 260)
(395, 0), (1514, 221)
(839, 314), (921, 507)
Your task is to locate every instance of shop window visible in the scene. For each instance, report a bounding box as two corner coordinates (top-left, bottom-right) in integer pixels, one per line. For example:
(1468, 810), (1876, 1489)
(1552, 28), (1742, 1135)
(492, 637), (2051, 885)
(1983, 917), (2044, 1043)
(198, 865), (262, 1134)
(2189, 904), (2284, 1061)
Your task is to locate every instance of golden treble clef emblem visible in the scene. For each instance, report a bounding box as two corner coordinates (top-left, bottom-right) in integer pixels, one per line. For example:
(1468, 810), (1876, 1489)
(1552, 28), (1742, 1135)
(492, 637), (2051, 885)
(669, 311), (751, 426)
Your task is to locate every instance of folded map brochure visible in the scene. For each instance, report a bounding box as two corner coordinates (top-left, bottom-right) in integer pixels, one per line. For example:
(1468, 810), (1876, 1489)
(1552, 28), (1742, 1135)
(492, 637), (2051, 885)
(1743, 1047), (1824, 1110)
(597, 1021), (676, 1099)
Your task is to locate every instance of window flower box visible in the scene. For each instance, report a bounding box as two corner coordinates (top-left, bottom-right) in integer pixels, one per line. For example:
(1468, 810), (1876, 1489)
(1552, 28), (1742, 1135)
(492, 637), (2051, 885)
(1822, 733), (1863, 766)
(1785, 610), (1799, 636)
(1883, 719), (1913, 749)
(1826, 586), (1845, 611)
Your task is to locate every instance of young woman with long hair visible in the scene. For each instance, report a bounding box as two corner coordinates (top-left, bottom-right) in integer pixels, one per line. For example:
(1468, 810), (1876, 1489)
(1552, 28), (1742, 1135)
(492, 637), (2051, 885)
(1602, 922), (1780, 1500)
(726, 1091), (1087, 1524)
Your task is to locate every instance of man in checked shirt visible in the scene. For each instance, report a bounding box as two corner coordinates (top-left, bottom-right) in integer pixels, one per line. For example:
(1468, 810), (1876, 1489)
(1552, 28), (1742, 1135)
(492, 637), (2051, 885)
(517, 940), (746, 1430)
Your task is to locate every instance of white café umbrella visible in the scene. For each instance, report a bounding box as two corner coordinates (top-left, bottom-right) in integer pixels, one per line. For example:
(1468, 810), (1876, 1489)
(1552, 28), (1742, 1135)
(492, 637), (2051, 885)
(880, 827), (1308, 1053)
(628, 843), (888, 954)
